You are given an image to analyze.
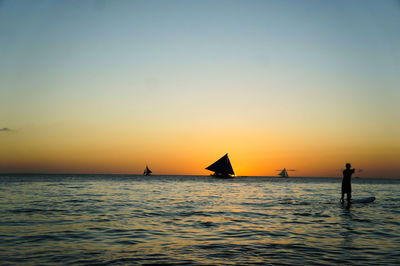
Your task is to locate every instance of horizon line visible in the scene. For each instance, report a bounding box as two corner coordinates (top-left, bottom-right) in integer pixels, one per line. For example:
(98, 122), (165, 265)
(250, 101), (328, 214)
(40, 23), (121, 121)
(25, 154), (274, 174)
(0, 172), (397, 179)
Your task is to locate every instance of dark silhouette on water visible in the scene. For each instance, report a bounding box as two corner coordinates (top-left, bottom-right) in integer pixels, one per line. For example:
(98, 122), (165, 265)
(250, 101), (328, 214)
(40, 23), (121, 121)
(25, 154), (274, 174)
(276, 168), (296, 177)
(341, 163), (355, 204)
(278, 168), (289, 178)
(205, 153), (235, 178)
(144, 165), (152, 176)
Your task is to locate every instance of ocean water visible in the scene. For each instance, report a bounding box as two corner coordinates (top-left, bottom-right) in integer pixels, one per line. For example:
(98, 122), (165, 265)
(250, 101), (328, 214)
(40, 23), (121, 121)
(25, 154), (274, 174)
(0, 175), (399, 265)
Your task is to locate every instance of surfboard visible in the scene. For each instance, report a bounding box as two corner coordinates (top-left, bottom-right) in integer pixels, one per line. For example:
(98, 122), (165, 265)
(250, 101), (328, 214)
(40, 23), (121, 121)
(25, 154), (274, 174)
(351, 197), (375, 204)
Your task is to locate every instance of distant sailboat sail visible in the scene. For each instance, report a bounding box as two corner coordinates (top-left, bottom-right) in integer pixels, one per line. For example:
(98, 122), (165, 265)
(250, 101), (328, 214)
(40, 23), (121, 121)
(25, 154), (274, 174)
(278, 168), (288, 178)
(206, 153), (235, 178)
(144, 165), (152, 176)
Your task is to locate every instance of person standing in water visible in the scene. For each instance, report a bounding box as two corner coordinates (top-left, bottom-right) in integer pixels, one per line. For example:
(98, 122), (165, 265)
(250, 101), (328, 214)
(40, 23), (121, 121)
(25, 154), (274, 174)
(341, 163), (355, 203)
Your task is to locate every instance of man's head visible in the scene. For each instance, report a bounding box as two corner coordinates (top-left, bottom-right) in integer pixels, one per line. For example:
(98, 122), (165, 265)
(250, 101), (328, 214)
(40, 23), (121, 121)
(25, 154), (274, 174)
(346, 163), (351, 169)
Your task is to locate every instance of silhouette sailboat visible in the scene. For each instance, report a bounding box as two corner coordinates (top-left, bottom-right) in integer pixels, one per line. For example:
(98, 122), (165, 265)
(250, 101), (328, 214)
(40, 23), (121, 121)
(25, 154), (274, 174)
(206, 153), (235, 178)
(276, 168), (295, 178)
(143, 165), (152, 176)
(278, 168), (288, 178)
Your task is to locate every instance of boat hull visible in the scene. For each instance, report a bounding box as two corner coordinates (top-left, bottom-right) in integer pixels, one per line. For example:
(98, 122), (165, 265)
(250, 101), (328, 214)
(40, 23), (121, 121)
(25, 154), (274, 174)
(211, 173), (235, 179)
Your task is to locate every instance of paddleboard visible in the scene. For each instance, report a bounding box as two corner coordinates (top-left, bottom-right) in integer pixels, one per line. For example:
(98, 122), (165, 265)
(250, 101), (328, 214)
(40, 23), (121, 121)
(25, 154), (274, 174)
(351, 197), (375, 204)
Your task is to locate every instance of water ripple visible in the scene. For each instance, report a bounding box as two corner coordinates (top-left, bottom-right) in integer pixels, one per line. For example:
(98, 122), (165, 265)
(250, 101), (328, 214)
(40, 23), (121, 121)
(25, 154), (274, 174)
(0, 175), (399, 265)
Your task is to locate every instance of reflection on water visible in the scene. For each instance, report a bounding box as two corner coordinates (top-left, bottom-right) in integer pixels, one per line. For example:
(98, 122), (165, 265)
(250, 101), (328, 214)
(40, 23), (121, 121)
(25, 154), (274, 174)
(340, 206), (354, 256)
(0, 175), (399, 264)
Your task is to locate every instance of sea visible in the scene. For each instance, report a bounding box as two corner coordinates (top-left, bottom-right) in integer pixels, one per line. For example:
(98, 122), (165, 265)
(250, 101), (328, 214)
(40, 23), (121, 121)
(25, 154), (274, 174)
(0, 174), (399, 265)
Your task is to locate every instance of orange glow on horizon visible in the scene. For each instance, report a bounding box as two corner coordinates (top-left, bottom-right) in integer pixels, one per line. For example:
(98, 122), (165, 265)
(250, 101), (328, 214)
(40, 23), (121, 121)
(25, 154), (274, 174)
(1, 122), (398, 178)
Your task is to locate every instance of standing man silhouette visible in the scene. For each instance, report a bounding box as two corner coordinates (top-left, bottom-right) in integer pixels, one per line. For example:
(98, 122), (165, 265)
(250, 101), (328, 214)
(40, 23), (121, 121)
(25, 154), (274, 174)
(341, 163), (355, 203)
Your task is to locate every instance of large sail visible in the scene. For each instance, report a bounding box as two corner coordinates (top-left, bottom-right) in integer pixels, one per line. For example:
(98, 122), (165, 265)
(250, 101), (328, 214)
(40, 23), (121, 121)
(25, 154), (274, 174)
(206, 153), (235, 175)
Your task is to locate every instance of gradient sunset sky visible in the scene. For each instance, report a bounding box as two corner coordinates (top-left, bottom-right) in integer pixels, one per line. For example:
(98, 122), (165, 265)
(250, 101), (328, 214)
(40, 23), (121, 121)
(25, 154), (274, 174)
(1, 1), (399, 177)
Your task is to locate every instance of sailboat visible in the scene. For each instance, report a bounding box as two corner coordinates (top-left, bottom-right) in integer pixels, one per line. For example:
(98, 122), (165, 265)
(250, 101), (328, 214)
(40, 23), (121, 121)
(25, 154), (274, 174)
(205, 153), (235, 178)
(277, 168), (289, 178)
(143, 165), (152, 176)
(276, 168), (295, 178)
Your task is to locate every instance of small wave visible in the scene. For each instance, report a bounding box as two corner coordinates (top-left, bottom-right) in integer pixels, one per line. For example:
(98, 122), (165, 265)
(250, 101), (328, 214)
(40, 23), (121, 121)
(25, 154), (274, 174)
(1, 175), (399, 265)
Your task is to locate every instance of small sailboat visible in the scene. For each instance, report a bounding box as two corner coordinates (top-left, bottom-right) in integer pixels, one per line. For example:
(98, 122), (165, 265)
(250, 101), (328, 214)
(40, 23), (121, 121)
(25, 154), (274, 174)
(278, 168), (289, 178)
(276, 168), (295, 178)
(143, 165), (152, 176)
(205, 153), (235, 178)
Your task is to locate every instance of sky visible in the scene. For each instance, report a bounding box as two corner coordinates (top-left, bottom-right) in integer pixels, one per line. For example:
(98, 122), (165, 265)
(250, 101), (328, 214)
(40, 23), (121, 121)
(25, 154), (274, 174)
(1, 0), (399, 177)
